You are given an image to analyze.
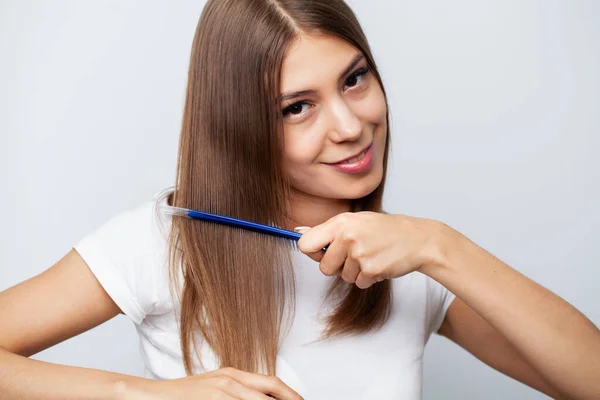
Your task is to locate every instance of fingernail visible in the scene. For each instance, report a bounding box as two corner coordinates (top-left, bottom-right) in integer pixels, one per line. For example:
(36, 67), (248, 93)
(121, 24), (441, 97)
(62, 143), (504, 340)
(293, 226), (311, 233)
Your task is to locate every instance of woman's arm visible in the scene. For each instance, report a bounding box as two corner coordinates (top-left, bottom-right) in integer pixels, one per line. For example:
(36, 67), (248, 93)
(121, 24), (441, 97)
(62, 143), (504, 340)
(0, 249), (149, 400)
(424, 225), (600, 400)
(438, 298), (566, 399)
(0, 249), (304, 400)
(0, 347), (151, 400)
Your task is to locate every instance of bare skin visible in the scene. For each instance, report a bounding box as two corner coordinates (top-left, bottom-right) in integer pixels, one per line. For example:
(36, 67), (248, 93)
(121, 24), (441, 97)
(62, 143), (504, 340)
(297, 212), (600, 399)
(2, 32), (598, 400)
(285, 33), (600, 399)
(0, 250), (302, 400)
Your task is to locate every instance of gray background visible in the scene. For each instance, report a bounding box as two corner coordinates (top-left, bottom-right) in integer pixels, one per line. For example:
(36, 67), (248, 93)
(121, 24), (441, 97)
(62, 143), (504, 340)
(1, 1), (598, 399)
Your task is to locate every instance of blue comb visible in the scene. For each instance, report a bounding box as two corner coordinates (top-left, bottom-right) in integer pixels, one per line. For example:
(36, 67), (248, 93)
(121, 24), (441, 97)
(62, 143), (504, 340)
(157, 188), (328, 251)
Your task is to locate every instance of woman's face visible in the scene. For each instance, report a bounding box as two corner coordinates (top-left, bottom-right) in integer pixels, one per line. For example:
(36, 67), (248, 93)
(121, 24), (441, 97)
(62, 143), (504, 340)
(280, 34), (387, 201)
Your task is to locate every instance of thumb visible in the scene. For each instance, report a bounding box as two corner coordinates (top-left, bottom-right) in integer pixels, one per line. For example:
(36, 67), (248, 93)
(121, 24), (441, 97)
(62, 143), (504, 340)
(294, 226), (325, 262)
(293, 226), (311, 234)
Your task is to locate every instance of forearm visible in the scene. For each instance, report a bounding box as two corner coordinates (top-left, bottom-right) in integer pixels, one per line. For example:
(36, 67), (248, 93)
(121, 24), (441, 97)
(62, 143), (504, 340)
(0, 347), (152, 400)
(423, 224), (600, 400)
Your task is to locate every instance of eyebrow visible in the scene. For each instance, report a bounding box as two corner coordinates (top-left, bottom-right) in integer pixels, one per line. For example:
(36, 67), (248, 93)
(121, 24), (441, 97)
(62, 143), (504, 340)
(279, 54), (366, 102)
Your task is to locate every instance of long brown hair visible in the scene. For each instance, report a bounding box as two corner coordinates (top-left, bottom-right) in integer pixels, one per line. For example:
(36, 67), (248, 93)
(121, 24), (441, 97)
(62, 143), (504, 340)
(168, 0), (392, 376)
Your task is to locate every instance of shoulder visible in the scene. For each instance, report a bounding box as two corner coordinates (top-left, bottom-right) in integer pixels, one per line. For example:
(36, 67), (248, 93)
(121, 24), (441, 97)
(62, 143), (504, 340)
(78, 189), (172, 254)
(391, 272), (456, 336)
(73, 190), (175, 323)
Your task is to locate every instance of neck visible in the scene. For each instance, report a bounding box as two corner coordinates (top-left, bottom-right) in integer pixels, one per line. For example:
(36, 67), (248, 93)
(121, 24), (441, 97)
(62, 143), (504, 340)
(285, 189), (353, 230)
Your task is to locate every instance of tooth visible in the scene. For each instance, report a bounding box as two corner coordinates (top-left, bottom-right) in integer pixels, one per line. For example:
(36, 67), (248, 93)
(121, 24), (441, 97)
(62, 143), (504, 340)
(340, 150), (366, 164)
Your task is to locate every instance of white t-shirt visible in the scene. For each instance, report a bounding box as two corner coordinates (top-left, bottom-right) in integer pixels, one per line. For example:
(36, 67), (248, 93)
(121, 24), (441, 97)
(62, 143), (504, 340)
(74, 191), (455, 400)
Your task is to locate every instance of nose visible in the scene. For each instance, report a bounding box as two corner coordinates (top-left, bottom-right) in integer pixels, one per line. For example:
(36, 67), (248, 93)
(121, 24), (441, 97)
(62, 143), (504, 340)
(325, 97), (362, 143)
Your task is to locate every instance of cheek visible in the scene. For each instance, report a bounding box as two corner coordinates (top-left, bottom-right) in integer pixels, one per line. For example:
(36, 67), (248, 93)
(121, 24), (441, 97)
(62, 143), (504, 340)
(356, 83), (387, 124)
(282, 132), (332, 195)
(282, 130), (322, 173)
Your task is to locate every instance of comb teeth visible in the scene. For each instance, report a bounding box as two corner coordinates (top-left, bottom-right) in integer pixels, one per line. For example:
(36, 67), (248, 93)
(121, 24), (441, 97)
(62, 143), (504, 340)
(200, 221), (302, 251)
(157, 190), (308, 252)
(290, 240), (299, 251)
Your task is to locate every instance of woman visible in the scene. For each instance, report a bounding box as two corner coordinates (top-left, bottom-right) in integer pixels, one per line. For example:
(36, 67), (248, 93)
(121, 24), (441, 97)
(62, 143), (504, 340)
(0, 0), (598, 399)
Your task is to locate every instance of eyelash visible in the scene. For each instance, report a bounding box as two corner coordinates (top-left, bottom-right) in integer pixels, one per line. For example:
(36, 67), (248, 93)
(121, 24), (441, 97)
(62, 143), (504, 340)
(282, 66), (371, 118)
(343, 66), (370, 90)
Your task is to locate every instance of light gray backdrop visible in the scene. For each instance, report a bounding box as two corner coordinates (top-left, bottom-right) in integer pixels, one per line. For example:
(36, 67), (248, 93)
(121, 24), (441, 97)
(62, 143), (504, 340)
(1, 1), (598, 399)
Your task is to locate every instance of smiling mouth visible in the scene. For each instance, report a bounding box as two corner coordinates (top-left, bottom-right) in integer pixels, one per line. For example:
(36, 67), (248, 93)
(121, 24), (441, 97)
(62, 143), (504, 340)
(339, 148), (368, 164)
(329, 143), (372, 165)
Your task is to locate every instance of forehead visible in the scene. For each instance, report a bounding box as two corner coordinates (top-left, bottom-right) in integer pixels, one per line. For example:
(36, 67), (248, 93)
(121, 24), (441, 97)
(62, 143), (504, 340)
(280, 34), (361, 92)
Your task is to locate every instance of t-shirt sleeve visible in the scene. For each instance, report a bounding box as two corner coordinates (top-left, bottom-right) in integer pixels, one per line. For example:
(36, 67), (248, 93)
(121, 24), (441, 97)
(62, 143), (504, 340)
(425, 277), (456, 336)
(73, 201), (163, 325)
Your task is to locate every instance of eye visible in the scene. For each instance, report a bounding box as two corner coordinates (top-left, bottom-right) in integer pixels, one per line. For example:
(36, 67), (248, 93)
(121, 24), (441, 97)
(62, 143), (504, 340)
(344, 67), (370, 90)
(282, 101), (310, 118)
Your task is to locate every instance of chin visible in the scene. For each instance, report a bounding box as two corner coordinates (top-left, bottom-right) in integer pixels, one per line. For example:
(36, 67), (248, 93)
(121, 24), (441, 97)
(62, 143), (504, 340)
(350, 177), (382, 199)
(289, 162), (385, 201)
(332, 168), (384, 200)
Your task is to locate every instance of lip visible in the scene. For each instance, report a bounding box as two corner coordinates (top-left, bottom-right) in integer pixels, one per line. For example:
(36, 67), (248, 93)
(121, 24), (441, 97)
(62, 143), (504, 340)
(327, 143), (373, 174)
(328, 143), (372, 165)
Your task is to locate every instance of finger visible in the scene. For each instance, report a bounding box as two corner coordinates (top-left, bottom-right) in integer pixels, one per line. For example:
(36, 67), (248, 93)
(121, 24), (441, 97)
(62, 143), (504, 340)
(296, 224), (335, 255)
(339, 257), (360, 284)
(355, 271), (377, 289)
(302, 248), (325, 263)
(218, 368), (303, 400)
(318, 238), (347, 276)
(294, 227), (325, 262)
(208, 375), (270, 400)
(295, 231), (321, 262)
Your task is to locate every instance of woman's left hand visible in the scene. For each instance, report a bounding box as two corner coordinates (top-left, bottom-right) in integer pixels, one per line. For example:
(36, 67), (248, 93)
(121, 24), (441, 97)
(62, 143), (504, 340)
(298, 213), (600, 400)
(296, 212), (447, 289)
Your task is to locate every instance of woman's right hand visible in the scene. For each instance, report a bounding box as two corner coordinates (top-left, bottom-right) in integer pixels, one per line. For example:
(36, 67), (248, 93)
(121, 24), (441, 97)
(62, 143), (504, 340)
(119, 367), (304, 400)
